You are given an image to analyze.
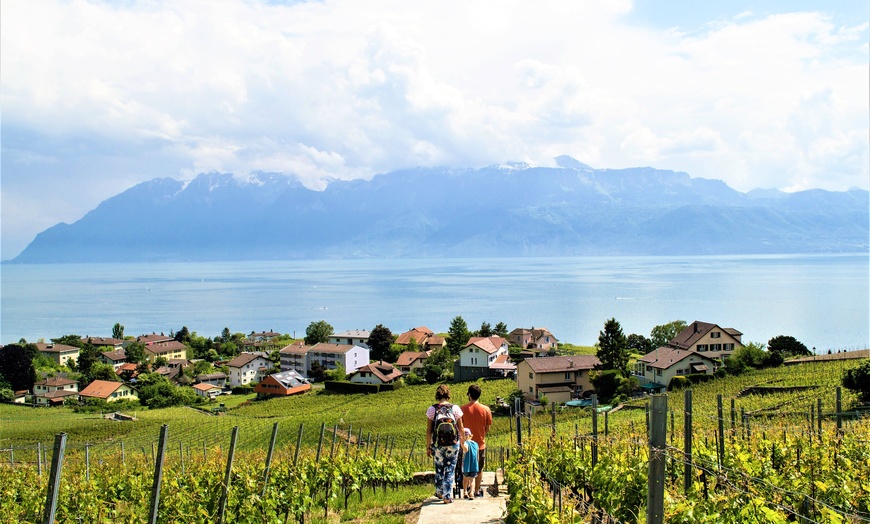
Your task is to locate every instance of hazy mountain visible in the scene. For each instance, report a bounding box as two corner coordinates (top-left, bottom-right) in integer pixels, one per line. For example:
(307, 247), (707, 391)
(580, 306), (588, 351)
(9, 158), (869, 262)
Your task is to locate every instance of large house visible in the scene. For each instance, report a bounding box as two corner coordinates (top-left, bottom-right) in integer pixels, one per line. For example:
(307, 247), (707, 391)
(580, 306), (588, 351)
(454, 336), (516, 381)
(79, 380), (138, 403)
(35, 343), (80, 368)
(395, 350), (430, 374)
(248, 331), (281, 342)
(634, 347), (719, 390)
(143, 340), (188, 363)
(137, 333), (174, 344)
(395, 327), (445, 350)
(226, 352), (272, 387)
(84, 337), (125, 349)
(668, 321), (743, 363)
(278, 342), (369, 377)
(196, 372), (228, 388)
(508, 328), (559, 351)
(254, 370), (312, 398)
(328, 330), (371, 348)
(99, 349), (127, 371)
(516, 355), (601, 404)
(348, 361), (403, 385)
(32, 376), (79, 406)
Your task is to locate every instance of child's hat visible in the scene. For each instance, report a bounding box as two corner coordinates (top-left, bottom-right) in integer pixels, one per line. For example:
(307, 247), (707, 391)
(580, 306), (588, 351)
(463, 428), (472, 435)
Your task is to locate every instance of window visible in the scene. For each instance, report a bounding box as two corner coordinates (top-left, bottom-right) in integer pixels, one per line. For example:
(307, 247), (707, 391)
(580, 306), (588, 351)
(529, 387), (533, 393)
(656, 369), (662, 376)
(697, 344), (708, 352)
(711, 332), (721, 339)
(565, 372), (571, 380)
(646, 365), (652, 372)
(529, 372), (533, 379)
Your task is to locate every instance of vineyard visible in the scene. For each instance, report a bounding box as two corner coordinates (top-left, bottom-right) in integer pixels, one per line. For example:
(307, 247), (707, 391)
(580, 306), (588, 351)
(1, 360), (869, 522)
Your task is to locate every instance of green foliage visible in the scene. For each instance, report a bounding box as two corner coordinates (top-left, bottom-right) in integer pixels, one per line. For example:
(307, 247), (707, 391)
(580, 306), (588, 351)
(590, 369), (628, 402)
(112, 322), (124, 339)
(124, 341), (147, 364)
(325, 362), (347, 381)
(627, 333), (654, 355)
(649, 319), (687, 348)
(0, 388), (13, 402)
(367, 324), (394, 362)
(477, 321), (492, 337)
(668, 375), (689, 390)
(446, 316), (470, 355)
(304, 320), (334, 345)
(138, 375), (202, 409)
(768, 335), (811, 358)
(174, 325), (192, 344)
(0, 344), (37, 392)
(421, 347), (453, 384)
(50, 334), (84, 348)
(724, 342), (782, 375)
(90, 363), (119, 382)
(596, 317), (629, 374)
(493, 321), (509, 338)
(842, 359), (870, 403)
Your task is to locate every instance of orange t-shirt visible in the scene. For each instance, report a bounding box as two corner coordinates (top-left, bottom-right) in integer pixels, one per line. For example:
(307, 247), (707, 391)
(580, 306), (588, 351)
(460, 401), (492, 449)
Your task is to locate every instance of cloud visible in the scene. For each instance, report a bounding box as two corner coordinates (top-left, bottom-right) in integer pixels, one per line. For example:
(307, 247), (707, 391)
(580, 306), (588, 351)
(1, 0), (868, 257)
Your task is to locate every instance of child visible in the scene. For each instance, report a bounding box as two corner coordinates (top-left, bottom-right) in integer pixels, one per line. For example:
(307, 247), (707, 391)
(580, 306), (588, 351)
(460, 427), (480, 499)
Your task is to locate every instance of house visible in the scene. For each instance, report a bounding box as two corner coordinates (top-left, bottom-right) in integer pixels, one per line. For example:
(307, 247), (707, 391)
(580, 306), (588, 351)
(35, 343), (80, 368)
(248, 331), (281, 342)
(348, 361), (403, 385)
(508, 327), (559, 351)
(454, 336), (516, 382)
(668, 321), (743, 364)
(193, 382), (222, 399)
(32, 376), (79, 406)
(196, 372), (228, 388)
(116, 362), (139, 381)
(226, 352), (273, 387)
(143, 340), (188, 363)
(279, 342), (370, 376)
(633, 347), (719, 389)
(79, 380), (138, 403)
(328, 330), (371, 348)
(254, 370), (311, 398)
(99, 349), (127, 371)
(84, 337), (125, 349)
(395, 350), (430, 374)
(137, 333), (174, 344)
(395, 327), (437, 349)
(516, 355), (601, 404)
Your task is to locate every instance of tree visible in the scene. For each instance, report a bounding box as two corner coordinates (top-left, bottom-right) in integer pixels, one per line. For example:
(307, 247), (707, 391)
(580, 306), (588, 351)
(305, 320), (333, 345)
(494, 322), (509, 338)
(596, 318), (629, 374)
(153, 356), (168, 368)
(446, 316), (470, 355)
(767, 335), (811, 358)
(90, 363), (119, 382)
(367, 324), (394, 362)
(0, 344), (37, 392)
(843, 360), (870, 403)
(50, 334), (84, 348)
(174, 326), (192, 344)
(422, 347), (453, 384)
(221, 327), (232, 343)
(649, 320), (687, 349)
(626, 333), (654, 355)
(112, 323), (125, 340)
(76, 343), (101, 378)
(124, 341), (147, 364)
(477, 322), (493, 338)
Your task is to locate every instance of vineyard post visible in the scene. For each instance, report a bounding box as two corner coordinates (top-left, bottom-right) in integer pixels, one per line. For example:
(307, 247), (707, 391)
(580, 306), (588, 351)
(179, 441), (184, 476)
(37, 442), (43, 476)
(509, 407), (513, 442)
(810, 404), (815, 436)
(683, 389), (692, 496)
(294, 423), (304, 467)
(604, 409), (609, 436)
(346, 424), (352, 453)
(741, 407), (747, 438)
(817, 398), (822, 442)
(8, 445), (12, 466)
(216, 425), (239, 524)
(330, 424), (338, 460)
(147, 424), (169, 524)
(85, 442), (90, 482)
(316, 422), (326, 462)
(647, 394), (667, 524)
(514, 397), (523, 449)
(408, 436), (417, 462)
(746, 411), (751, 439)
(670, 408), (675, 444)
(373, 434), (380, 459)
(573, 423), (578, 450)
(261, 422), (279, 497)
(591, 394), (598, 468)
(42, 432), (67, 524)
(730, 399), (736, 431)
(836, 387), (842, 435)
(151, 442), (155, 463)
(551, 404), (556, 439)
(717, 395), (725, 469)
(527, 411), (531, 439)
(121, 441), (125, 466)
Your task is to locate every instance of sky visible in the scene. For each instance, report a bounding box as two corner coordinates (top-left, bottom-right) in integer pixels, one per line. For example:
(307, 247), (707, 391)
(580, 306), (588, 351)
(1, 0), (868, 260)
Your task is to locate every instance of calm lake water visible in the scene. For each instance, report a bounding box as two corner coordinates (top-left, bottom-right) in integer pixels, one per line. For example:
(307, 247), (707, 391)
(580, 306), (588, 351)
(1, 254), (868, 352)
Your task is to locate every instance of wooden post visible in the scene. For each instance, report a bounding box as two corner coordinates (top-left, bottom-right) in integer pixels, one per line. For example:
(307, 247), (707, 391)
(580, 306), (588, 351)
(730, 398), (736, 430)
(604, 410), (609, 437)
(515, 397), (523, 449)
(551, 404), (556, 438)
(316, 422), (326, 462)
(408, 436), (417, 462)
(147, 425), (169, 524)
(261, 422), (279, 497)
(42, 433), (67, 524)
(836, 387), (842, 435)
(717, 395), (725, 469)
(179, 441), (185, 475)
(817, 398), (822, 442)
(346, 424), (352, 453)
(293, 424), (304, 467)
(121, 441), (125, 466)
(85, 442), (90, 482)
(683, 389), (692, 496)
(647, 395), (667, 524)
(37, 442), (43, 477)
(217, 426), (239, 524)
(591, 394), (598, 468)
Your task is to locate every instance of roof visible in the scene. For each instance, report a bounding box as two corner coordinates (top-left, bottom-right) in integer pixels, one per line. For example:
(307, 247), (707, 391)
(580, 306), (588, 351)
(490, 353), (517, 370)
(193, 382), (221, 392)
(35, 343), (79, 354)
(250, 331), (281, 337)
(395, 327), (434, 345)
(331, 329), (371, 338)
(352, 361), (403, 383)
(524, 355), (601, 373)
(307, 342), (355, 354)
(137, 333), (174, 344)
(85, 337), (125, 346)
(37, 389), (80, 400)
(465, 337), (508, 355)
(144, 340), (187, 355)
(266, 370), (310, 389)
(638, 347), (717, 370)
(196, 372), (227, 381)
(101, 349), (127, 361)
(279, 342), (309, 354)
(396, 351), (429, 366)
(79, 380), (125, 399)
(537, 385), (573, 394)
(227, 352), (271, 368)
(669, 321), (739, 350)
(117, 362), (138, 372)
(35, 376), (78, 387)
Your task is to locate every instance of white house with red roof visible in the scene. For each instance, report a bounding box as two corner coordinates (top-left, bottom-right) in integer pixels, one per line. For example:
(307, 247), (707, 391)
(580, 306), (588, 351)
(278, 342), (369, 377)
(226, 352), (272, 387)
(667, 321), (743, 363)
(79, 379), (138, 402)
(395, 350), (431, 374)
(32, 376), (80, 406)
(634, 347), (719, 390)
(454, 336), (516, 381)
(348, 361), (403, 385)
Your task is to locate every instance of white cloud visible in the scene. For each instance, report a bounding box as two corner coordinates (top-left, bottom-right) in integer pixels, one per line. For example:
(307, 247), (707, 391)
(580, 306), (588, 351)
(1, 0), (868, 256)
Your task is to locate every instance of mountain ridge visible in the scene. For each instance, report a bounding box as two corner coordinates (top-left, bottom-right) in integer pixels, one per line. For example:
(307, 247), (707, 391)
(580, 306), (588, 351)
(8, 158), (869, 263)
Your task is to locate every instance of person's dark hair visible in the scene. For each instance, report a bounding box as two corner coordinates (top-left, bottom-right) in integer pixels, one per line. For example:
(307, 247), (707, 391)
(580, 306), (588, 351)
(467, 384), (481, 401)
(435, 384), (451, 401)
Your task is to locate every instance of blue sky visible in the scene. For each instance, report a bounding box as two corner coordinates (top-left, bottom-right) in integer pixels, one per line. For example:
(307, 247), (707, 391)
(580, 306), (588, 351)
(1, 0), (868, 260)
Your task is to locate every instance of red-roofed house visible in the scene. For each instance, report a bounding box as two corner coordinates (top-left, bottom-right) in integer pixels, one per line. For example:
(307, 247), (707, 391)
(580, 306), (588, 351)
(193, 382), (222, 399)
(254, 370), (311, 398)
(79, 380), (138, 402)
(100, 349), (127, 371)
(396, 350), (431, 374)
(348, 361), (403, 385)
(634, 347), (718, 389)
(395, 327), (435, 348)
(508, 327), (559, 351)
(668, 321), (743, 364)
(143, 340), (188, 363)
(35, 343), (80, 368)
(516, 355), (601, 404)
(454, 336), (516, 381)
(32, 376), (80, 406)
(226, 352), (272, 387)
(84, 337), (125, 349)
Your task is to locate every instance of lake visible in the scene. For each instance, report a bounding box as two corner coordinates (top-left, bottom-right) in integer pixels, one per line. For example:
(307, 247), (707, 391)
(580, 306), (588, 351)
(1, 254), (868, 352)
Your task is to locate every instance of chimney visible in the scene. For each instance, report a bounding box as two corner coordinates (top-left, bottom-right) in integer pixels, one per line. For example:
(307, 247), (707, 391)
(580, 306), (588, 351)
(568, 358), (573, 368)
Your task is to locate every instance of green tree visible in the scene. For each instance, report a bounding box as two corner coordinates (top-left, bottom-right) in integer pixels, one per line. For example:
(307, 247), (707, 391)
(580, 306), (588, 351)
(843, 360), (870, 403)
(649, 320), (687, 349)
(626, 333), (654, 355)
(494, 322), (509, 338)
(0, 344), (37, 392)
(90, 363), (119, 382)
(221, 327), (232, 343)
(367, 324), (394, 362)
(446, 316), (470, 355)
(305, 320), (334, 345)
(76, 343), (101, 378)
(422, 347), (453, 384)
(153, 356), (168, 368)
(477, 322), (493, 337)
(596, 317), (629, 374)
(50, 334), (84, 348)
(112, 322), (125, 340)
(124, 341), (147, 364)
(175, 326), (192, 344)
(767, 335), (811, 358)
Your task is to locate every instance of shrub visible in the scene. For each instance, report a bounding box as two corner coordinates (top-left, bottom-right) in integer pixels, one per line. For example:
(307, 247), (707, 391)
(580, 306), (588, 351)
(668, 376), (688, 391)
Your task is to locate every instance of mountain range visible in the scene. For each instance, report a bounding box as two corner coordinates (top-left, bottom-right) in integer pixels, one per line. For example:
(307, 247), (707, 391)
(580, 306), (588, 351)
(9, 156), (869, 263)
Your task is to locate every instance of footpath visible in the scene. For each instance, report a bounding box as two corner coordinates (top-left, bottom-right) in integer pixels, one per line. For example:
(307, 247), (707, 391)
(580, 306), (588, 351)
(415, 470), (506, 524)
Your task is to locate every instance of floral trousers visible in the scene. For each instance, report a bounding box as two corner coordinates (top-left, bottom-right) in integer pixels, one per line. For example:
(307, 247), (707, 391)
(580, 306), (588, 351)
(433, 443), (460, 498)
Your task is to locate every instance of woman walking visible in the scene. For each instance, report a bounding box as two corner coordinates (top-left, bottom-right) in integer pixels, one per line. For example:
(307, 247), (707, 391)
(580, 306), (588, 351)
(426, 384), (465, 503)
